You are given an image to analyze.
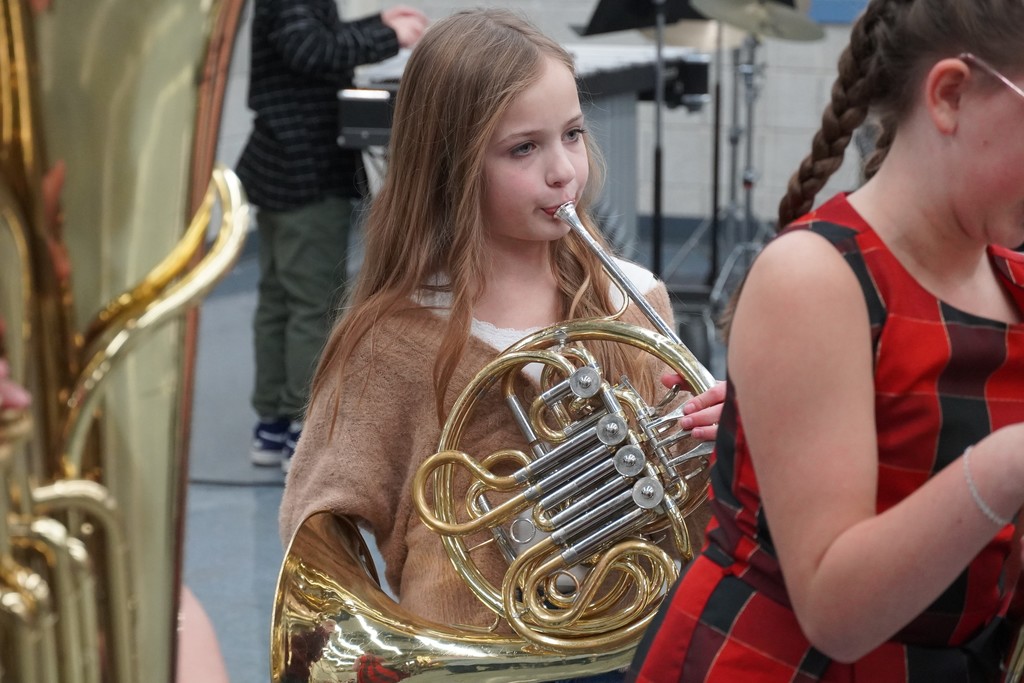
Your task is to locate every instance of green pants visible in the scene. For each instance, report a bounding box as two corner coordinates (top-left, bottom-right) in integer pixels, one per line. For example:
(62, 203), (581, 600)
(251, 196), (353, 421)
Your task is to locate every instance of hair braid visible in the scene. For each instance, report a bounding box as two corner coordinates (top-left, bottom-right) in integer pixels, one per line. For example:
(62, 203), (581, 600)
(776, 1), (903, 228)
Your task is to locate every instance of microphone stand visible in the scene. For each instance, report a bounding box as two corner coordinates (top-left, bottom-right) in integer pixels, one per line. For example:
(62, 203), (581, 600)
(575, 0), (706, 279)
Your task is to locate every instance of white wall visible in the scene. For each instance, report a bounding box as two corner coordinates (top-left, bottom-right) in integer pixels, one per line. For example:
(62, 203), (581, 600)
(217, 1), (864, 228)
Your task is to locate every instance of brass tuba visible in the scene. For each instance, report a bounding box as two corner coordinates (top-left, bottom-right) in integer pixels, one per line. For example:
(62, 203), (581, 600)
(0, 0), (248, 681)
(273, 203), (716, 682)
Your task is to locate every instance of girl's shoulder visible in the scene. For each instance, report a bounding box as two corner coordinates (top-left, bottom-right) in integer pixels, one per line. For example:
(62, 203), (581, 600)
(756, 228), (856, 282)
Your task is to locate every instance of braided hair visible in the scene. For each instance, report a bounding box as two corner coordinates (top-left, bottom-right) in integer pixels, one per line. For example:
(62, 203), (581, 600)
(777, 0), (1024, 228)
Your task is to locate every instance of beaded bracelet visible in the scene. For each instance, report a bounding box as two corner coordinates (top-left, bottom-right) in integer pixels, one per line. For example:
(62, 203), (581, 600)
(962, 446), (1012, 527)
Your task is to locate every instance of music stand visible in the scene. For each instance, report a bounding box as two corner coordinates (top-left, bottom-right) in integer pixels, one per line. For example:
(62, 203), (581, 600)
(578, 0), (797, 285)
(575, 0), (704, 36)
(577, 0), (707, 280)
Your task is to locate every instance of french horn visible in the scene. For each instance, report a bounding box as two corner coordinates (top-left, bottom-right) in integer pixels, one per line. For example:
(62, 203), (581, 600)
(273, 202), (716, 682)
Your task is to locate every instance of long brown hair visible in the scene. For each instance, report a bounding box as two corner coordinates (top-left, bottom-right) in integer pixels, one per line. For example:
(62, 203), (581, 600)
(310, 9), (648, 426)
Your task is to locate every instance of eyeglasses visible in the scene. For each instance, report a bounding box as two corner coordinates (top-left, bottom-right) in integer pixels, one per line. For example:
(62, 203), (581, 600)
(959, 52), (1024, 104)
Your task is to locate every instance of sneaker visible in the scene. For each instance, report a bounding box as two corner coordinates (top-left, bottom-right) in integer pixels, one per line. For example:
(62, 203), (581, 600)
(250, 417), (289, 466)
(281, 421), (302, 474)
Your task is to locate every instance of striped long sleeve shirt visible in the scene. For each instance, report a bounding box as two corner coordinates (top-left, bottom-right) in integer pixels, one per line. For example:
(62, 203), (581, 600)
(236, 0), (399, 211)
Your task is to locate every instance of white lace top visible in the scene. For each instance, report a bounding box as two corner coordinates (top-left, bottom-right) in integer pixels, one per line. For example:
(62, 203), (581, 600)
(414, 258), (658, 383)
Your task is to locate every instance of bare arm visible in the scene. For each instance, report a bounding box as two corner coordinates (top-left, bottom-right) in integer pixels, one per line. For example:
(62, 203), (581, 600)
(730, 230), (1024, 661)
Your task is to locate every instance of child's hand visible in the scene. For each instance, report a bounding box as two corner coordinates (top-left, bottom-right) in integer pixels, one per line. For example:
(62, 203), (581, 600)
(0, 359), (31, 411)
(661, 375), (724, 442)
(382, 6), (429, 48)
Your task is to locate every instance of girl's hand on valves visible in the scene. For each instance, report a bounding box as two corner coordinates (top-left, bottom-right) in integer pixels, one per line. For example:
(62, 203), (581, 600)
(662, 375), (724, 442)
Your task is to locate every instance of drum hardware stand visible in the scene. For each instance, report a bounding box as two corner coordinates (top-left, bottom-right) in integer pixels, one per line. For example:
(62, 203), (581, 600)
(662, 19), (727, 287)
(708, 33), (772, 316)
(663, 1), (823, 374)
(650, 2), (722, 281)
(575, 0), (707, 279)
(661, 30), (763, 374)
(680, 0), (825, 316)
(658, 21), (724, 370)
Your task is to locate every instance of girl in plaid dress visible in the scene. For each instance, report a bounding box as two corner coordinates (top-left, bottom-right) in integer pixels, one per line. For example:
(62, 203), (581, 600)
(630, 1), (1024, 681)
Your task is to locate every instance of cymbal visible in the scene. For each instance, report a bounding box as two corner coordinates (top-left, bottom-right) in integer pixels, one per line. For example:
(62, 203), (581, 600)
(690, 0), (825, 42)
(640, 20), (747, 52)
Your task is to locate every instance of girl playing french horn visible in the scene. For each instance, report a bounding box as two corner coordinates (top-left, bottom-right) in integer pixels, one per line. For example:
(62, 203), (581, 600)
(278, 8), (724, 680)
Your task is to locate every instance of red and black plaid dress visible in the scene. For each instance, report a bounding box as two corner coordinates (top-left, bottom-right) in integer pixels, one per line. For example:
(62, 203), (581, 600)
(630, 194), (1024, 682)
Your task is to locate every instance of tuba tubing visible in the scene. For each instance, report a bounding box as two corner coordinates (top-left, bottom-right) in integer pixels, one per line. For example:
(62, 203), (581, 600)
(0, 412), (61, 683)
(1, 0), (249, 679)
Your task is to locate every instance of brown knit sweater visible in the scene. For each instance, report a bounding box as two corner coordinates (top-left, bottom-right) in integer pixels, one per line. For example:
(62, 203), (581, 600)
(279, 278), (705, 628)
